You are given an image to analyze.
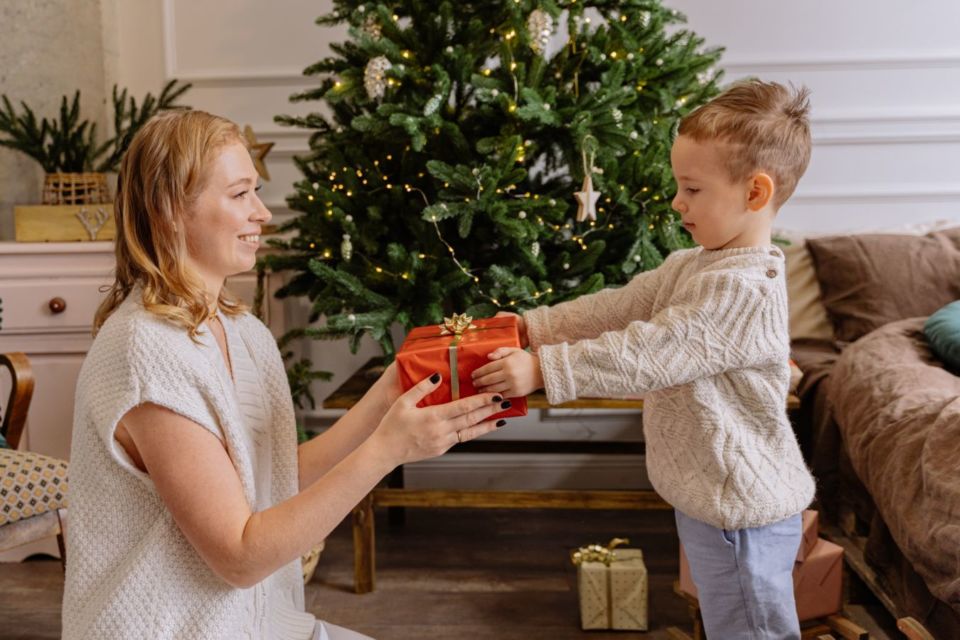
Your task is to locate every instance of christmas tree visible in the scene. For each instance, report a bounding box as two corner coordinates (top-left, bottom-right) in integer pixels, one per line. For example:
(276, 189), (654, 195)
(267, 0), (723, 358)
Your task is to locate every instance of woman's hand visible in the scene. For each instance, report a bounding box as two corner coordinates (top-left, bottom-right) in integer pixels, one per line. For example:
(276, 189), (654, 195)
(366, 372), (506, 468)
(366, 360), (403, 420)
(496, 311), (528, 348)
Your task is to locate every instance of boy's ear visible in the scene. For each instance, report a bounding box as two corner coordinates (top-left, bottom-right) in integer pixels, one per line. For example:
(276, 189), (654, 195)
(746, 173), (775, 212)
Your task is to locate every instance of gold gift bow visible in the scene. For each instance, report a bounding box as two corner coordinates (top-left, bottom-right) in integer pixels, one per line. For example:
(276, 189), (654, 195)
(571, 538), (632, 629)
(440, 312), (477, 337)
(441, 313), (476, 400)
(405, 313), (507, 400)
(570, 537), (631, 566)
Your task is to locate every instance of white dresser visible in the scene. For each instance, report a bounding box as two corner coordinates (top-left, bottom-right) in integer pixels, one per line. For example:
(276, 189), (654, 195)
(0, 241), (284, 460)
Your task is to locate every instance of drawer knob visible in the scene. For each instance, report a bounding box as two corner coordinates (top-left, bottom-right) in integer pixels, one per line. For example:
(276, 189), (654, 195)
(49, 297), (67, 314)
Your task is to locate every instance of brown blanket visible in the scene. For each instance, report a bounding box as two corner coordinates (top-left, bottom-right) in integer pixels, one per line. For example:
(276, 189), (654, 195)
(791, 338), (842, 510)
(828, 318), (960, 611)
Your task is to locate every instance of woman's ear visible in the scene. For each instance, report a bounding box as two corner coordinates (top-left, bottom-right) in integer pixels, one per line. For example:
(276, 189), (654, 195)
(747, 173), (775, 212)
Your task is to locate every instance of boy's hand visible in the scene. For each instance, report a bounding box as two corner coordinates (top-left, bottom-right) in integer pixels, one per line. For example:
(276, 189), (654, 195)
(495, 311), (528, 349)
(472, 347), (543, 397)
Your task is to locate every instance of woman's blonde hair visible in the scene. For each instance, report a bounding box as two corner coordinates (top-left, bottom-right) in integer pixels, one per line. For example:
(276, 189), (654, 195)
(94, 109), (248, 336)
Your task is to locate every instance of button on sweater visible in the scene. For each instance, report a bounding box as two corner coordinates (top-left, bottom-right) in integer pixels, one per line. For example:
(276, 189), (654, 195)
(524, 245), (815, 530)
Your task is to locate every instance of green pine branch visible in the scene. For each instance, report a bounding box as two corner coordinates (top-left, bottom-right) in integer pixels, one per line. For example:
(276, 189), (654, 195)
(269, 0), (724, 365)
(0, 79), (191, 173)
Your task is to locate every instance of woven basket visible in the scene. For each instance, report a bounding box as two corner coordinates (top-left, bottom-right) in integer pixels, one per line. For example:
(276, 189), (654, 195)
(301, 541), (325, 584)
(42, 172), (110, 205)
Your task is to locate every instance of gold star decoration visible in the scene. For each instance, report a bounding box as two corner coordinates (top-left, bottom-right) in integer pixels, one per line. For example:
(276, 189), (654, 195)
(574, 174), (601, 222)
(243, 125), (274, 181)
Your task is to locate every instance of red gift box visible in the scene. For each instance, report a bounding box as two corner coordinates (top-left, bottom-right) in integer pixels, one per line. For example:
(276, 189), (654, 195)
(678, 520), (843, 622)
(396, 314), (528, 420)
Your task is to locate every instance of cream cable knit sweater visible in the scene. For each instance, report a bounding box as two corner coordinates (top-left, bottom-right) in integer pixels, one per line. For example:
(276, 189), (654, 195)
(525, 245), (815, 530)
(62, 293), (305, 639)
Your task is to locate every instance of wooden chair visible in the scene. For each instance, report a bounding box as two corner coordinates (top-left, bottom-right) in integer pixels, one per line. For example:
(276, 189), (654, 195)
(0, 352), (68, 569)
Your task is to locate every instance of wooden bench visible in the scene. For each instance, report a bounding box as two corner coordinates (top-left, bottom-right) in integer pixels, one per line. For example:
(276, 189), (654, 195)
(324, 358), (800, 594)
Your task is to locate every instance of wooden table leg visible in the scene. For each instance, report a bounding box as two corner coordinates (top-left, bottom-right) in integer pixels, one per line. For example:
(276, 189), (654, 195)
(352, 492), (375, 594)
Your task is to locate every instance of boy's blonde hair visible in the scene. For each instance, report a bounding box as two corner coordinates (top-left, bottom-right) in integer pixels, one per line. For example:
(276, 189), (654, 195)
(679, 79), (811, 208)
(94, 110), (247, 336)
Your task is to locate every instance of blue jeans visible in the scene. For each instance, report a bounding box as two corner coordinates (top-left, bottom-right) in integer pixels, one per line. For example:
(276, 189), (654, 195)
(676, 510), (802, 640)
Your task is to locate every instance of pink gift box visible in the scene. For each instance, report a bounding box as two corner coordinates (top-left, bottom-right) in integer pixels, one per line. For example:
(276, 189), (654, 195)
(793, 538), (843, 620)
(678, 534), (843, 622)
(797, 509), (819, 562)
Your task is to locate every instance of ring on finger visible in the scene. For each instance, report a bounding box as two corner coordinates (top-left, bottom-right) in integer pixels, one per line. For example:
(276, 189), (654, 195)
(456, 430), (463, 444)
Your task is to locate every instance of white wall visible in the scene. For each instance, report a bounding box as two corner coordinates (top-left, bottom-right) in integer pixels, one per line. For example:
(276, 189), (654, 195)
(669, 0), (960, 232)
(109, 0), (960, 488)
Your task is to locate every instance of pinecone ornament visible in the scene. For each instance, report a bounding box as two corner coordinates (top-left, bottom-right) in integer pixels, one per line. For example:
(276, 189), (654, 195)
(364, 56), (392, 100)
(527, 9), (552, 56)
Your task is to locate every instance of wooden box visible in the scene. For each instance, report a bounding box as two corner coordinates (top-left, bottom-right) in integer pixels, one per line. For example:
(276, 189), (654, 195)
(14, 204), (116, 242)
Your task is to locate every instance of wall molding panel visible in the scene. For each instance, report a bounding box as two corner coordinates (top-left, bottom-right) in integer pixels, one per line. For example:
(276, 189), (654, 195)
(723, 51), (960, 73)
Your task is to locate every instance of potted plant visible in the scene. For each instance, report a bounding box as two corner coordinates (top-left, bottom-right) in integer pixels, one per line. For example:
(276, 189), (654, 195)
(0, 79), (190, 205)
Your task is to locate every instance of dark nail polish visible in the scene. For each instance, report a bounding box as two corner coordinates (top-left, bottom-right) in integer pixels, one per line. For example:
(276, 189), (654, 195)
(500, 400), (512, 410)
(429, 372), (441, 384)
(496, 419), (506, 428)
(492, 395), (503, 403)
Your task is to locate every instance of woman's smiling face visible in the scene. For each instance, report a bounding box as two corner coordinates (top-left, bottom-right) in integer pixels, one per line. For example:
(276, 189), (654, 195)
(182, 141), (272, 286)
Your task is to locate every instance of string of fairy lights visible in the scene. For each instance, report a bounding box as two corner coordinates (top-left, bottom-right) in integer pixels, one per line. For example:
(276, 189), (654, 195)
(300, 4), (687, 309)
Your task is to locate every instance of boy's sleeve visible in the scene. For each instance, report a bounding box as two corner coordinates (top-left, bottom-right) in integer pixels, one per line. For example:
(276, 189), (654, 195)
(536, 270), (785, 404)
(524, 257), (675, 350)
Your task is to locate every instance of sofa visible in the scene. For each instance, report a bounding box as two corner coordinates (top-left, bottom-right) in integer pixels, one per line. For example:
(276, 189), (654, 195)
(783, 224), (960, 637)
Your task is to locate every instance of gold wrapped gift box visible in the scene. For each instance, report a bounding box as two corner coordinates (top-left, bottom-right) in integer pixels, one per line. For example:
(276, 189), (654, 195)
(573, 540), (648, 630)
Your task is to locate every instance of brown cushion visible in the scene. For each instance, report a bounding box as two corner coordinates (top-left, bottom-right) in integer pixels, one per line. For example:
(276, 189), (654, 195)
(807, 228), (960, 343)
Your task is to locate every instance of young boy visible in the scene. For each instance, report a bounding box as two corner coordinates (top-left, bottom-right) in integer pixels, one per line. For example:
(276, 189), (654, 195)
(472, 79), (817, 639)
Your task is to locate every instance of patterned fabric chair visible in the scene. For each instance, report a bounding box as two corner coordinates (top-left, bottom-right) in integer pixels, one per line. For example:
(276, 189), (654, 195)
(0, 353), (68, 568)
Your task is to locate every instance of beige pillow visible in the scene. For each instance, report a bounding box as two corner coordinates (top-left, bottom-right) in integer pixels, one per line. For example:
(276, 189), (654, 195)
(776, 220), (960, 342)
(782, 242), (833, 341)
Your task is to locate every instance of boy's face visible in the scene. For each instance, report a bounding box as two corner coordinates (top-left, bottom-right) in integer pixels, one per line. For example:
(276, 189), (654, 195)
(670, 135), (759, 250)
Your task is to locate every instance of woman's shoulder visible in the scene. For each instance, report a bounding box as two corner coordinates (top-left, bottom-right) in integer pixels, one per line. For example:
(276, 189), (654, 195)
(90, 295), (210, 380)
(97, 295), (193, 347)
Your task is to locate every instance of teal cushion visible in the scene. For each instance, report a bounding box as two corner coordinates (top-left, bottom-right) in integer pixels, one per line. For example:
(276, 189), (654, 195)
(924, 300), (960, 373)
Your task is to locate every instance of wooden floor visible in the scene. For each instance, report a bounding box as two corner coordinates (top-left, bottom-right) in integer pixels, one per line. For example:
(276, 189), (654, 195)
(0, 508), (899, 639)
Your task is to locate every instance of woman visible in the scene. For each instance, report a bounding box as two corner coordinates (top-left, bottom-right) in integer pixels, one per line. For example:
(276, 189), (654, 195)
(61, 110), (506, 639)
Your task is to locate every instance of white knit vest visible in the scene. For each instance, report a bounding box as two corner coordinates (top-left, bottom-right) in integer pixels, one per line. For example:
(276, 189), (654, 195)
(62, 293), (305, 639)
(526, 245), (816, 530)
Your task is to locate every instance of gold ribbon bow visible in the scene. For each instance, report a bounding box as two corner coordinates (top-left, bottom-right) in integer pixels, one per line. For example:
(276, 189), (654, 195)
(440, 313), (477, 336)
(570, 537), (631, 566)
(440, 313), (477, 400)
(404, 313), (504, 402)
